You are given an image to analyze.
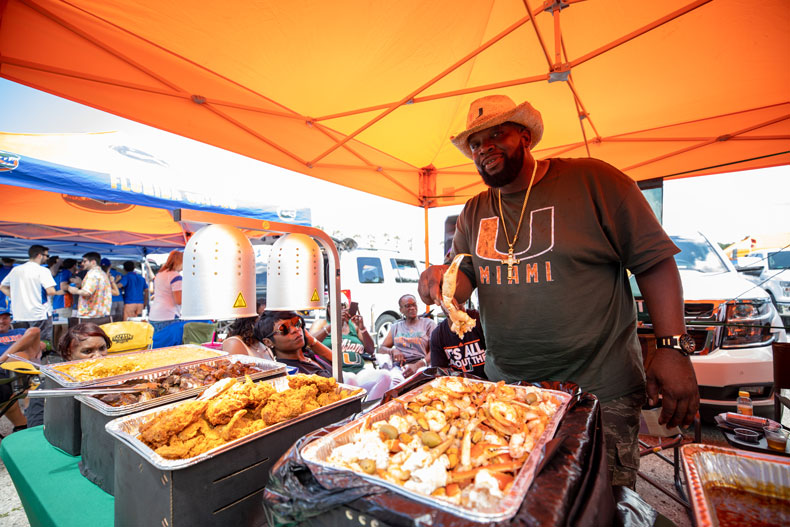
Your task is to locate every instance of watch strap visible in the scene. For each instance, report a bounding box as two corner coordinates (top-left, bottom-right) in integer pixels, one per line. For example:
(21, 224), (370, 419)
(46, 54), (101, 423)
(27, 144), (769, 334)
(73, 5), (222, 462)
(656, 334), (694, 356)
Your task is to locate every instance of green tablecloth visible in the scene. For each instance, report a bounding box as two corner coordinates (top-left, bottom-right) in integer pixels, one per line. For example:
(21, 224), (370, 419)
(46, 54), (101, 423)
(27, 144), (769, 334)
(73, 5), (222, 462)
(0, 427), (113, 527)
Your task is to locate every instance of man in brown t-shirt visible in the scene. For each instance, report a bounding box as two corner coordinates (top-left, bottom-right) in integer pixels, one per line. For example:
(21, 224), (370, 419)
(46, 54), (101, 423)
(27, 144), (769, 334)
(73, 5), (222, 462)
(418, 95), (699, 488)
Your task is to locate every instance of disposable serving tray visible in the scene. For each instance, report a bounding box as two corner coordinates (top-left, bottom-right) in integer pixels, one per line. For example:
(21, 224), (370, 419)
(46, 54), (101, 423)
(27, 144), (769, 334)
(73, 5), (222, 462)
(75, 355), (285, 495)
(681, 443), (790, 527)
(106, 376), (365, 527)
(301, 377), (572, 523)
(40, 344), (226, 388)
(40, 345), (225, 455)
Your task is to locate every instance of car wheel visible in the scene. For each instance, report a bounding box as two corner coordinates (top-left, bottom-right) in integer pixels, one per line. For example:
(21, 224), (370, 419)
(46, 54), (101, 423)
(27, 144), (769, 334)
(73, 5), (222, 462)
(374, 314), (398, 346)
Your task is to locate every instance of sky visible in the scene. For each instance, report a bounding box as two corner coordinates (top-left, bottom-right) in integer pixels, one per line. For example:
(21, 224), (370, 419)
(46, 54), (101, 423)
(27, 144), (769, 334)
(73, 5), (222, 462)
(1, 78), (788, 259)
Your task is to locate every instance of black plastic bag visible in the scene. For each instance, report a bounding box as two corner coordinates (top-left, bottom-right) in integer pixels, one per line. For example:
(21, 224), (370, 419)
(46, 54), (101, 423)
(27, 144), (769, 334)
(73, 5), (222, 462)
(262, 369), (616, 527)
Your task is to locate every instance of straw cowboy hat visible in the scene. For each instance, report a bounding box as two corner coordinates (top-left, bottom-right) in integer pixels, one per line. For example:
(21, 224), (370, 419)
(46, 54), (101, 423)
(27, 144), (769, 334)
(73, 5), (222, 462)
(451, 95), (544, 159)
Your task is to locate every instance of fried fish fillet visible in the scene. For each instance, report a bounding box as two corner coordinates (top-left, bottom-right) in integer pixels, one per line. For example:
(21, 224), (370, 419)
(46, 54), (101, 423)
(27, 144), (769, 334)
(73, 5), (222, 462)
(139, 375), (344, 459)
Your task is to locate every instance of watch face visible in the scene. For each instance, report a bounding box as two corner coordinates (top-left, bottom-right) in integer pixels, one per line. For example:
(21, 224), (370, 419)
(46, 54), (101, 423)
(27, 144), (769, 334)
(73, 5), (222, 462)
(679, 333), (696, 353)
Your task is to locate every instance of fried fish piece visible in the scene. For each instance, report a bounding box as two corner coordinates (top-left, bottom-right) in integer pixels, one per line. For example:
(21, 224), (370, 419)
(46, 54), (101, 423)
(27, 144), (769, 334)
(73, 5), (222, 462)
(260, 385), (319, 425)
(288, 374), (337, 393)
(139, 400), (209, 447)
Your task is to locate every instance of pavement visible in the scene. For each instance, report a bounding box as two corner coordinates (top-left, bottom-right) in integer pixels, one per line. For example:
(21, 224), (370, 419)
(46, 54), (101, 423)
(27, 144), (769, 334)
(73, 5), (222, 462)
(0, 397), (787, 527)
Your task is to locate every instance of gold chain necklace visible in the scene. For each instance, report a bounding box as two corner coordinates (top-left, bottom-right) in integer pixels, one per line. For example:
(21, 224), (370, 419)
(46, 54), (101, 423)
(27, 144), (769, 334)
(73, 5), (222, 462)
(497, 159), (539, 281)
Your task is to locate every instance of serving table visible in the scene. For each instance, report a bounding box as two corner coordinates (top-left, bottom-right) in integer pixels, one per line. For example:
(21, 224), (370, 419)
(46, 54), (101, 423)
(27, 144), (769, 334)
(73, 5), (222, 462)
(1, 427), (113, 527)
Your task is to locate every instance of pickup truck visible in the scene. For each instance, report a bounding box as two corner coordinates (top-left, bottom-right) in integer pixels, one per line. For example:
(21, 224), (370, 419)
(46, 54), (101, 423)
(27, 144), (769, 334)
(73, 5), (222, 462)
(632, 232), (787, 422)
(736, 248), (790, 329)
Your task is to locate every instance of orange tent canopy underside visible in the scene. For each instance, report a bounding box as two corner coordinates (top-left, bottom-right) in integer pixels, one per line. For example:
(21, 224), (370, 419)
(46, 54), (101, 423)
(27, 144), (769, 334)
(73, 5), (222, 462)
(1, 0), (788, 207)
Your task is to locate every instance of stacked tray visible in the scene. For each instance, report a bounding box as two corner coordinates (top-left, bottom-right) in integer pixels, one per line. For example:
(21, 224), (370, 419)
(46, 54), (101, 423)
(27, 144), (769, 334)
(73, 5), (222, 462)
(301, 377), (572, 523)
(40, 344), (226, 387)
(105, 375), (366, 470)
(74, 355), (286, 495)
(78, 355), (286, 416)
(39, 344), (225, 455)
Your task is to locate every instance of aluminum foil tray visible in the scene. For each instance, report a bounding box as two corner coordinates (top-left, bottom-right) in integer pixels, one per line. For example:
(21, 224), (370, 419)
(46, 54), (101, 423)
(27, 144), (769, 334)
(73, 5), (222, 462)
(301, 377), (572, 523)
(105, 375), (365, 470)
(40, 344), (227, 388)
(681, 443), (790, 527)
(77, 355), (286, 417)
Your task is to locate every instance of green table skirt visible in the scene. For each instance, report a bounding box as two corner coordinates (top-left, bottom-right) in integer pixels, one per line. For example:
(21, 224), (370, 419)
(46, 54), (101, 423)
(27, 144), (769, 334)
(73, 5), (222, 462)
(1, 427), (113, 527)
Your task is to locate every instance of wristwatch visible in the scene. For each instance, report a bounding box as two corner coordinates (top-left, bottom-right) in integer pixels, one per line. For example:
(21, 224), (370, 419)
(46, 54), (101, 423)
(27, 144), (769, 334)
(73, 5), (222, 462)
(656, 334), (695, 356)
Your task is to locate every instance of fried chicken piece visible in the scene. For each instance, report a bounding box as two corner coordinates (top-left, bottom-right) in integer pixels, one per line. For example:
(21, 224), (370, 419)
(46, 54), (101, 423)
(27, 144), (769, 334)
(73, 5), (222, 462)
(139, 400), (209, 447)
(205, 379), (275, 426)
(260, 385), (319, 425)
(288, 374), (337, 393)
(218, 412), (267, 442)
(317, 391), (342, 407)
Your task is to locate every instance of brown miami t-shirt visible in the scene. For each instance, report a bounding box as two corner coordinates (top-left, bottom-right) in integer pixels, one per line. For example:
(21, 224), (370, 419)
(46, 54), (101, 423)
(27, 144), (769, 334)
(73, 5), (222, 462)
(453, 157), (679, 402)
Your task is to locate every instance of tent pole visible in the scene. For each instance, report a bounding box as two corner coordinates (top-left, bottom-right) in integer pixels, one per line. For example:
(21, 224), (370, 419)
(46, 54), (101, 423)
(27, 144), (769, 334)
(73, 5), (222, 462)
(424, 203), (430, 268)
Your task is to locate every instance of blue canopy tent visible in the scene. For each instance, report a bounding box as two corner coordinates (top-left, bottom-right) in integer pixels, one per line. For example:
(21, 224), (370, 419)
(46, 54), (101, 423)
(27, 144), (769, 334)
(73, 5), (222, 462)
(0, 131), (311, 257)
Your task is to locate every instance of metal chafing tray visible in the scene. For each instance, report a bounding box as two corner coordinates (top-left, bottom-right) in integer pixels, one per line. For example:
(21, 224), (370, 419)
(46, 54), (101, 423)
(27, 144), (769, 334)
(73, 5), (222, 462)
(40, 344), (226, 387)
(107, 375), (365, 527)
(106, 375), (366, 471)
(681, 443), (790, 527)
(79, 355), (286, 416)
(301, 377), (572, 523)
(74, 356), (286, 495)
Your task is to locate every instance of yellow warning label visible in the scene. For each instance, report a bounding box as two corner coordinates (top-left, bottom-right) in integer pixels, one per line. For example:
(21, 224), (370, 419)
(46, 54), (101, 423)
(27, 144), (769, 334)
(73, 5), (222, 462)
(310, 289), (320, 302)
(233, 292), (247, 308)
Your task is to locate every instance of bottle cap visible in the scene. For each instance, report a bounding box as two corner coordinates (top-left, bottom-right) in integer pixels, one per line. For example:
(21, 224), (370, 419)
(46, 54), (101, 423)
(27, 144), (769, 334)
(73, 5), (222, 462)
(738, 390), (750, 398)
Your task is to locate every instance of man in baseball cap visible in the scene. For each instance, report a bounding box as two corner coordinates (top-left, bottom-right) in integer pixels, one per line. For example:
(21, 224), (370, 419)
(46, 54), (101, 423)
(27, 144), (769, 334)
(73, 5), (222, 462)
(419, 94), (697, 489)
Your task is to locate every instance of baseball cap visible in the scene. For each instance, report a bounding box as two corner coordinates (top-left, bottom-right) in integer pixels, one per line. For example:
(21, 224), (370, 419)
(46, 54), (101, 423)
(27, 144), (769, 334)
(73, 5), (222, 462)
(100, 258), (111, 266)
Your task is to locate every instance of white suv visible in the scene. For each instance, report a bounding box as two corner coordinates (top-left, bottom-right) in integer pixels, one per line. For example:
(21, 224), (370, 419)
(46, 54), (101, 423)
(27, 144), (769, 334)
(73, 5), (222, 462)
(632, 232), (787, 421)
(736, 248), (790, 329)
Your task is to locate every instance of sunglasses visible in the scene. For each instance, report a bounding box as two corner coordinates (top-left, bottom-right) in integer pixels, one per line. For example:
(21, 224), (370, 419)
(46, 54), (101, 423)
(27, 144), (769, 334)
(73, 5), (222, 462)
(271, 318), (304, 337)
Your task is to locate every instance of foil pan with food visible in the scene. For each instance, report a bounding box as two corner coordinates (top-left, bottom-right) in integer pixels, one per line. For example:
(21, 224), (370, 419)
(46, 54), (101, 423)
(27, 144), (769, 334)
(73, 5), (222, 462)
(105, 374), (365, 470)
(79, 355), (285, 416)
(301, 376), (571, 523)
(681, 443), (790, 527)
(41, 344), (225, 387)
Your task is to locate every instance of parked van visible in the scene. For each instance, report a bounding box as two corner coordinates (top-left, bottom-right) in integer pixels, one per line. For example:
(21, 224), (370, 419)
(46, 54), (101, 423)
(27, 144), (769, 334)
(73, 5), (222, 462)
(336, 248), (426, 344)
(253, 244), (426, 343)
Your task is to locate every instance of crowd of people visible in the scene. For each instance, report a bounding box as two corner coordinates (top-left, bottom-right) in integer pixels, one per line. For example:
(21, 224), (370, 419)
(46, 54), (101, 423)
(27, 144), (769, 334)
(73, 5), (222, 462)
(0, 245), (152, 335)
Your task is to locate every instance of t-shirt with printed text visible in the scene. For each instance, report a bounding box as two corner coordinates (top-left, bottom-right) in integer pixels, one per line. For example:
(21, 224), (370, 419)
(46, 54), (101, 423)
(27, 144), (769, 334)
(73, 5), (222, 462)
(453, 157), (678, 402)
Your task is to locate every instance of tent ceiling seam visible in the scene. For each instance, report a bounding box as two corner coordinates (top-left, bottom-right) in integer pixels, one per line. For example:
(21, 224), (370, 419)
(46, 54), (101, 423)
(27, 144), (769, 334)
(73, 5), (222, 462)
(307, 13), (534, 167)
(0, 58), (181, 99)
(622, 114), (790, 172)
(309, 120), (419, 177)
(24, 0), (185, 95)
(55, 0), (300, 117)
(200, 103), (309, 166)
(569, 0), (714, 70)
(524, 0), (554, 69)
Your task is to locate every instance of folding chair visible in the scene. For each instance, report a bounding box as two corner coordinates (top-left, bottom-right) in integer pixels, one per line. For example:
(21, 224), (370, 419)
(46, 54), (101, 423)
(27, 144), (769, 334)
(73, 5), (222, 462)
(99, 320), (154, 353)
(182, 321), (217, 346)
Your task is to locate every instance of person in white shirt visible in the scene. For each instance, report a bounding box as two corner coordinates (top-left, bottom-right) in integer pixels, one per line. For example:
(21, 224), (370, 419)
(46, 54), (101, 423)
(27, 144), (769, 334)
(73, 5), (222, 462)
(148, 250), (183, 332)
(0, 245), (57, 344)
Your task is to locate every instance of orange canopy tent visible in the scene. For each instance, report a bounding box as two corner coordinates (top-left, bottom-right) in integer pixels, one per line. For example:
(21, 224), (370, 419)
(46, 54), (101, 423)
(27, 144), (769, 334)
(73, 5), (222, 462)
(1, 0), (788, 213)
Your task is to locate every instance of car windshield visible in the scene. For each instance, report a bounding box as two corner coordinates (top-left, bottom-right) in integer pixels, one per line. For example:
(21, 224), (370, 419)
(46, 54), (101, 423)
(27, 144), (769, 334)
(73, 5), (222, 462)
(768, 250), (790, 270)
(671, 235), (729, 273)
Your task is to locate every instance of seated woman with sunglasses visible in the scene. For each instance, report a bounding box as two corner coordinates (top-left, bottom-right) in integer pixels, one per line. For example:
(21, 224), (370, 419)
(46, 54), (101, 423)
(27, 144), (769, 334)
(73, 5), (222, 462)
(255, 311), (333, 377)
